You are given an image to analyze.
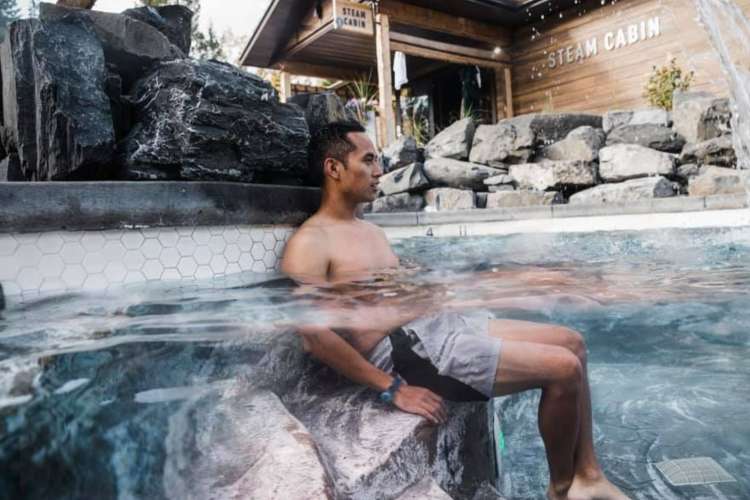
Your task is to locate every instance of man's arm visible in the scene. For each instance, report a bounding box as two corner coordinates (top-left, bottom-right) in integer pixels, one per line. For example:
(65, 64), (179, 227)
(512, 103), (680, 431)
(297, 325), (446, 424)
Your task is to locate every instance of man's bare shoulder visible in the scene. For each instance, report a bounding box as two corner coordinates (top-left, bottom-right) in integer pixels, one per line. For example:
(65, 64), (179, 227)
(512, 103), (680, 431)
(280, 220), (331, 281)
(358, 218), (390, 238)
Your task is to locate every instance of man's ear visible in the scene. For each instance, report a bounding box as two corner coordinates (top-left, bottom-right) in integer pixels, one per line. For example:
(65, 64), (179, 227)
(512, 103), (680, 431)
(323, 157), (343, 181)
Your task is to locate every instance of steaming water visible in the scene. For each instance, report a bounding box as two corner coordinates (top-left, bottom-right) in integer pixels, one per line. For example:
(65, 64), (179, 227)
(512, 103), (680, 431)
(693, 0), (750, 199)
(1, 226), (749, 499)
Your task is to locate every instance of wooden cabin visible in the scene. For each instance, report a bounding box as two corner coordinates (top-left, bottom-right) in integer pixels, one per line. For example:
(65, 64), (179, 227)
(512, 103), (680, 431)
(240, 0), (750, 146)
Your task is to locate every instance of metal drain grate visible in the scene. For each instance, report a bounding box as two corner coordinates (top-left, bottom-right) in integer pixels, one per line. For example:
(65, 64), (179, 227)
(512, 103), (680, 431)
(655, 457), (736, 487)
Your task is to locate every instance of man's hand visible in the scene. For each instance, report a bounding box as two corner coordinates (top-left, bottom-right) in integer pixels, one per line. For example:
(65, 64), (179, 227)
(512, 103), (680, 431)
(392, 384), (447, 424)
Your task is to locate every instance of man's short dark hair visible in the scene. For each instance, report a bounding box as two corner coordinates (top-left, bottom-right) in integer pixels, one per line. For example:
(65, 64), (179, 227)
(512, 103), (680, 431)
(308, 121), (366, 186)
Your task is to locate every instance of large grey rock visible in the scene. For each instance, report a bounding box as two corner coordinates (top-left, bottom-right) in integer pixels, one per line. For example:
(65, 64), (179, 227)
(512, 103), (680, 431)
(0, 154), (23, 181)
(470, 113), (602, 166)
(688, 166), (749, 196)
(382, 135), (419, 171)
(484, 173), (515, 193)
(289, 92), (360, 138)
(162, 385), (334, 500)
(425, 117), (475, 160)
(485, 189), (561, 208)
(672, 91), (732, 143)
(515, 112), (602, 145)
(423, 157), (505, 190)
(483, 173), (515, 187)
(540, 126), (605, 162)
(606, 124), (685, 153)
(121, 60), (309, 183)
(396, 478), (452, 499)
(471, 482), (508, 500)
(569, 176), (678, 204)
(378, 162), (429, 196)
(122, 5), (193, 55)
(424, 188), (475, 211)
(488, 184), (514, 193)
(40, 3), (185, 90)
(603, 108), (670, 133)
(371, 192), (425, 212)
(469, 120), (535, 165)
(598, 144), (676, 182)
(1, 20), (40, 179)
(274, 342), (495, 499)
(680, 135), (737, 167)
(508, 160), (597, 191)
(32, 15), (115, 180)
(676, 163), (703, 181)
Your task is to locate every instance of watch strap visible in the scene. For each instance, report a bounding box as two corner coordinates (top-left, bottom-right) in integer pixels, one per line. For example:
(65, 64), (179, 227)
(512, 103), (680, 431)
(379, 375), (403, 404)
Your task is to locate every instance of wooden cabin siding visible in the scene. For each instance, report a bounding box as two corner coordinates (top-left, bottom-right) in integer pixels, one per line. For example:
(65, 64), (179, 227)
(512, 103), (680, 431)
(510, 0), (750, 115)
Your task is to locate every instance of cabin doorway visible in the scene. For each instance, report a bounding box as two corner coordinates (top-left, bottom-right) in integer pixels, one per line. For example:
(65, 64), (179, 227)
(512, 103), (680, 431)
(396, 55), (498, 145)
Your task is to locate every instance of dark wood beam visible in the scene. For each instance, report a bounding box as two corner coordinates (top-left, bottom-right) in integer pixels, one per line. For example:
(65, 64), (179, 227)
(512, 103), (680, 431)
(379, 0), (513, 47)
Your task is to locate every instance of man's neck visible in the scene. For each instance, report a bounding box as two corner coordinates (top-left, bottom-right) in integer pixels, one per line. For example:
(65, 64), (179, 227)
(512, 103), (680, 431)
(317, 190), (360, 222)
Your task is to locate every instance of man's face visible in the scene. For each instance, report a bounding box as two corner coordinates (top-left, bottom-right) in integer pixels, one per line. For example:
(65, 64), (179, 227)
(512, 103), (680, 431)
(335, 132), (383, 203)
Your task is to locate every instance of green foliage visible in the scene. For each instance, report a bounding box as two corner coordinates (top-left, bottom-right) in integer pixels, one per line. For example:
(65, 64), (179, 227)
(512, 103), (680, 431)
(0, 0), (20, 41)
(346, 72), (377, 126)
(460, 100), (477, 122)
(406, 111), (429, 146)
(139, 0), (225, 61)
(193, 23), (225, 61)
(644, 58), (695, 110)
(400, 93), (430, 146)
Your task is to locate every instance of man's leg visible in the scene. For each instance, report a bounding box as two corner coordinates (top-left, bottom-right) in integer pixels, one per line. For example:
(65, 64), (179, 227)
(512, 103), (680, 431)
(491, 339), (583, 498)
(489, 319), (629, 500)
(489, 319), (599, 476)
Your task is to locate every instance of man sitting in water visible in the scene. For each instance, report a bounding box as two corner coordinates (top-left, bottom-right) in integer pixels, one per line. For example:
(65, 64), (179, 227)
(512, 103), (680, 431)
(281, 121), (629, 500)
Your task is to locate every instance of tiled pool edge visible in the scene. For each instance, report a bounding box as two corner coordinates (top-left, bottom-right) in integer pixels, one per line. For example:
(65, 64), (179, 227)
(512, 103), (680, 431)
(0, 182), (320, 306)
(364, 194), (750, 239)
(0, 225), (295, 303)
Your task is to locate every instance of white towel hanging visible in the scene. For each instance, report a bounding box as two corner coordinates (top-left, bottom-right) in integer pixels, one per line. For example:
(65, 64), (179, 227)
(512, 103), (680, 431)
(394, 51), (408, 90)
(475, 65), (482, 89)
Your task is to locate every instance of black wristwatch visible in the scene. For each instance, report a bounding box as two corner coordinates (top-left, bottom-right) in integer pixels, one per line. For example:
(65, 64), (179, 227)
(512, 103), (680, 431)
(379, 375), (403, 404)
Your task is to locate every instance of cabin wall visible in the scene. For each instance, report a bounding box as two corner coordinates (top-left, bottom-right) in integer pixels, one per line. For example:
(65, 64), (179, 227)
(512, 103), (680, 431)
(509, 0), (750, 115)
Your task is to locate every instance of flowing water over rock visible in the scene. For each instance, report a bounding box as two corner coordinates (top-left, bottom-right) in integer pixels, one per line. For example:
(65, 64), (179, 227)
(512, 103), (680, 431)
(693, 0), (750, 203)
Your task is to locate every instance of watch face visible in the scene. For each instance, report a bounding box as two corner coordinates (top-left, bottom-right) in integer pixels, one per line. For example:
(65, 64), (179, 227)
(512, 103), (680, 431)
(380, 392), (393, 403)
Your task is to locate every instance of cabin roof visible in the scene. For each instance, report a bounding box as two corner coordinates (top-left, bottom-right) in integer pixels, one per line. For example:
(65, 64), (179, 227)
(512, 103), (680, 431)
(239, 0), (573, 68)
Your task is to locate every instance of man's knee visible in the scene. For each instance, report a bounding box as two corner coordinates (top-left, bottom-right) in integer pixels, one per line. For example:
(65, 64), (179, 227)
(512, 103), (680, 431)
(555, 326), (587, 363)
(549, 349), (583, 394)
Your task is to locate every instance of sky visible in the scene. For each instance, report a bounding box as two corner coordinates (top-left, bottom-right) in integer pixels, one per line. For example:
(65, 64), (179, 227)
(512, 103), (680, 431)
(16, 0), (272, 62)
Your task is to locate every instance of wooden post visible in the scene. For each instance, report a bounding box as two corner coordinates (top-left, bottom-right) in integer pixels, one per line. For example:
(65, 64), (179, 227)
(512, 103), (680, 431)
(504, 67), (514, 118)
(375, 13), (396, 147)
(279, 71), (292, 103)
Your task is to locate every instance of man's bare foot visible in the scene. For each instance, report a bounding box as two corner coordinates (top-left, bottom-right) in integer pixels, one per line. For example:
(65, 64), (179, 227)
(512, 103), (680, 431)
(566, 473), (630, 500)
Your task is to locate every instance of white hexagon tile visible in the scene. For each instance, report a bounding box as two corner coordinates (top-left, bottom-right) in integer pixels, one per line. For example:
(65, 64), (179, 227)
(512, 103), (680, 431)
(0, 225), (294, 300)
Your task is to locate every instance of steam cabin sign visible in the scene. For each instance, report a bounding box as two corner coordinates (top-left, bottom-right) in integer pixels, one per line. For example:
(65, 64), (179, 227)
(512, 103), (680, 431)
(334, 0), (373, 35)
(547, 16), (662, 69)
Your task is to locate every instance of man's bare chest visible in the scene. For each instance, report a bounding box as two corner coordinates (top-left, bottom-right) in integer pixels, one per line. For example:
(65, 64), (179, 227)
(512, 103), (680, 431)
(326, 231), (398, 276)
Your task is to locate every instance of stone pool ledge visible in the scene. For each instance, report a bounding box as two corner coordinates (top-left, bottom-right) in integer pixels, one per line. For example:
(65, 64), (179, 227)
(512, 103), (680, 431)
(0, 182), (320, 303)
(364, 193), (749, 239)
(0, 182), (320, 232)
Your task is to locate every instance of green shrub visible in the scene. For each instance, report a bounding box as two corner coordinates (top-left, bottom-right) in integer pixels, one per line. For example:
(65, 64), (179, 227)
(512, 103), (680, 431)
(644, 58), (695, 110)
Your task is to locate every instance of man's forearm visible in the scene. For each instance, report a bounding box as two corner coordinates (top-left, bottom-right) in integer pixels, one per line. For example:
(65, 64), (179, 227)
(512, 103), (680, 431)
(298, 326), (393, 392)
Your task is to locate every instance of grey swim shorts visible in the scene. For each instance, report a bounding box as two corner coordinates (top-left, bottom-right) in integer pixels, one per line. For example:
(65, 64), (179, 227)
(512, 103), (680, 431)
(368, 310), (501, 399)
